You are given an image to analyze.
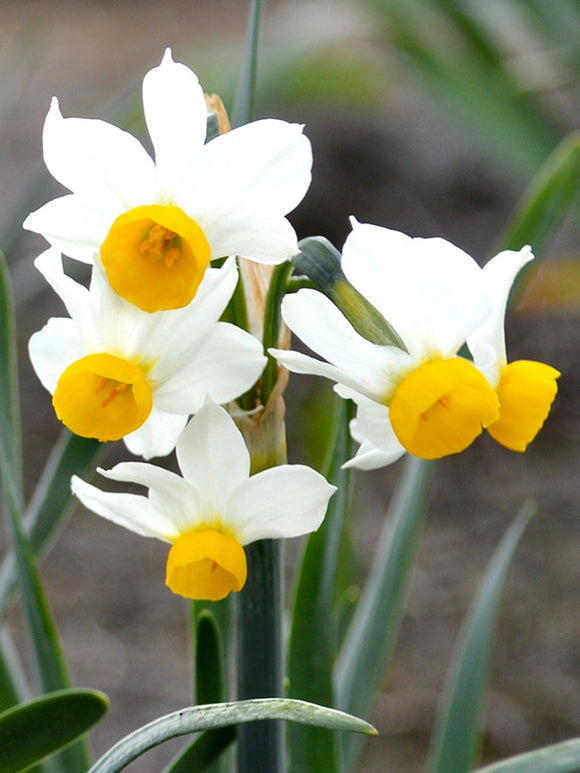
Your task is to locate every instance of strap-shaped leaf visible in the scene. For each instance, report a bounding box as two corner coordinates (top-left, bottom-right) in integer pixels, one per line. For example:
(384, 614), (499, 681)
(474, 736), (580, 773)
(0, 688), (108, 773)
(336, 455), (433, 769)
(0, 431), (105, 619)
(287, 398), (354, 773)
(493, 132), (580, 302)
(427, 501), (536, 773)
(88, 698), (376, 773)
(163, 727), (236, 773)
(0, 250), (23, 523)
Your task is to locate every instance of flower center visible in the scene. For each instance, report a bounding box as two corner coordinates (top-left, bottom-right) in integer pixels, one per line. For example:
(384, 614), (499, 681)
(166, 530), (247, 601)
(53, 353), (153, 441)
(100, 204), (211, 313)
(389, 357), (500, 459)
(486, 360), (560, 451)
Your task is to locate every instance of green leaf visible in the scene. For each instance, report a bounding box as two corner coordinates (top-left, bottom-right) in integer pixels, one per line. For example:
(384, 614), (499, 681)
(163, 727), (236, 773)
(0, 689), (108, 773)
(493, 132), (580, 303)
(0, 249), (23, 520)
(88, 698), (376, 773)
(287, 398), (354, 773)
(363, 0), (560, 173)
(426, 501), (536, 773)
(0, 431), (105, 618)
(231, 0), (265, 127)
(474, 736), (580, 773)
(336, 455), (433, 769)
(189, 604), (231, 773)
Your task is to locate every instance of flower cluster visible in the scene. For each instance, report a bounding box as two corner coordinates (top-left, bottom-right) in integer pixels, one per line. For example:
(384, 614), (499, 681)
(272, 220), (559, 468)
(26, 50), (332, 600)
(27, 50), (559, 602)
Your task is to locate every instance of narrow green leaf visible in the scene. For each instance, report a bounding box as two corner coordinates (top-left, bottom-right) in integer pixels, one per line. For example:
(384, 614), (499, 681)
(231, 0), (265, 127)
(287, 397), (355, 773)
(189, 604), (230, 773)
(3, 503), (91, 773)
(427, 501), (536, 773)
(0, 688), (108, 773)
(0, 249), (23, 519)
(0, 631), (26, 713)
(363, 0), (559, 173)
(336, 455), (433, 769)
(493, 132), (580, 303)
(0, 431), (105, 618)
(88, 698), (376, 773)
(475, 736), (580, 773)
(163, 727), (236, 773)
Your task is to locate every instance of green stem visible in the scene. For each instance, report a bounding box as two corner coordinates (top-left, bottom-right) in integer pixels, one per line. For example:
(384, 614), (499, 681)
(236, 539), (284, 773)
(261, 260), (294, 406)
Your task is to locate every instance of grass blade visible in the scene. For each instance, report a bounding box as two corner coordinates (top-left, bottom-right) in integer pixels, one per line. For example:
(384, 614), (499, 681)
(88, 698), (376, 773)
(0, 689), (108, 773)
(475, 735), (580, 773)
(0, 249), (23, 521)
(427, 501), (536, 773)
(287, 398), (355, 773)
(336, 455), (433, 769)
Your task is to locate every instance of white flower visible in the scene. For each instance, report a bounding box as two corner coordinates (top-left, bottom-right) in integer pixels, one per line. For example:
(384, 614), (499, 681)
(24, 49), (312, 313)
(72, 401), (335, 601)
(29, 248), (266, 459)
(467, 248), (560, 451)
(271, 220), (526, 466)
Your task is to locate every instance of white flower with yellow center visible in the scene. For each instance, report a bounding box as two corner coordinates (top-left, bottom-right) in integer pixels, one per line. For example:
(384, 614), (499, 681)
(272, 220), (522, 468)
(72, 401), (336, 601)
(467, 248), (559, 452)
(29, 248), (266, 459)
(24, 49), (312, 313)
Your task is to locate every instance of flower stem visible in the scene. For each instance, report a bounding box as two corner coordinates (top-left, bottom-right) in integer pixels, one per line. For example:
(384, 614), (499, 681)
(236, 538), (284, 773)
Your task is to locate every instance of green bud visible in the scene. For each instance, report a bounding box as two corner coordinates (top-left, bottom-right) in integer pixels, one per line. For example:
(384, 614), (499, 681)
(293, 236), (407, 351)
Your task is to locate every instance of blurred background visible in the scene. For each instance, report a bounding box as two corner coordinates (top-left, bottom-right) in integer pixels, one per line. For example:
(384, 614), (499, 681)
(1, 0), (580, 770)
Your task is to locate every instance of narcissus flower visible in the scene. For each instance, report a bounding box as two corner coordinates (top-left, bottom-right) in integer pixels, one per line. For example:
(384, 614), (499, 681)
(468, 248), (559, 452)
(272, 221), (530, 468)
(24, 49), (312, 312)
(29, 248), (266, 459)
(71, 401), (335, 601)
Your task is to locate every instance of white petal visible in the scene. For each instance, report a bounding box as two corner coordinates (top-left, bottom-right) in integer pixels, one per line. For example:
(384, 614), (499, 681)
(179, 119), (311, 262)
(175, 402), (250, 515)
(123, 408), (188, 459)
(28, 317), (84, 393)
(227, 465), (335, 544)
(24, 195), (110, 263)
(201, 212), (299, 264)
(154, 323), (266, 414)
(71, 475), (175, 541)
(181, 119), (311, 216)
(97, 461), (200, 535)
(43, 98), (155, 210)
(344, 404), (406, 469)
(136, 259), (239, 370)
(143, 49), (207, 201)
(280, 289), (410, 400)
(34, 248), (93, 331)
(468, 246), (534, 386)
(343, 439), (405, 470)
(342, 221), (490, 359)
